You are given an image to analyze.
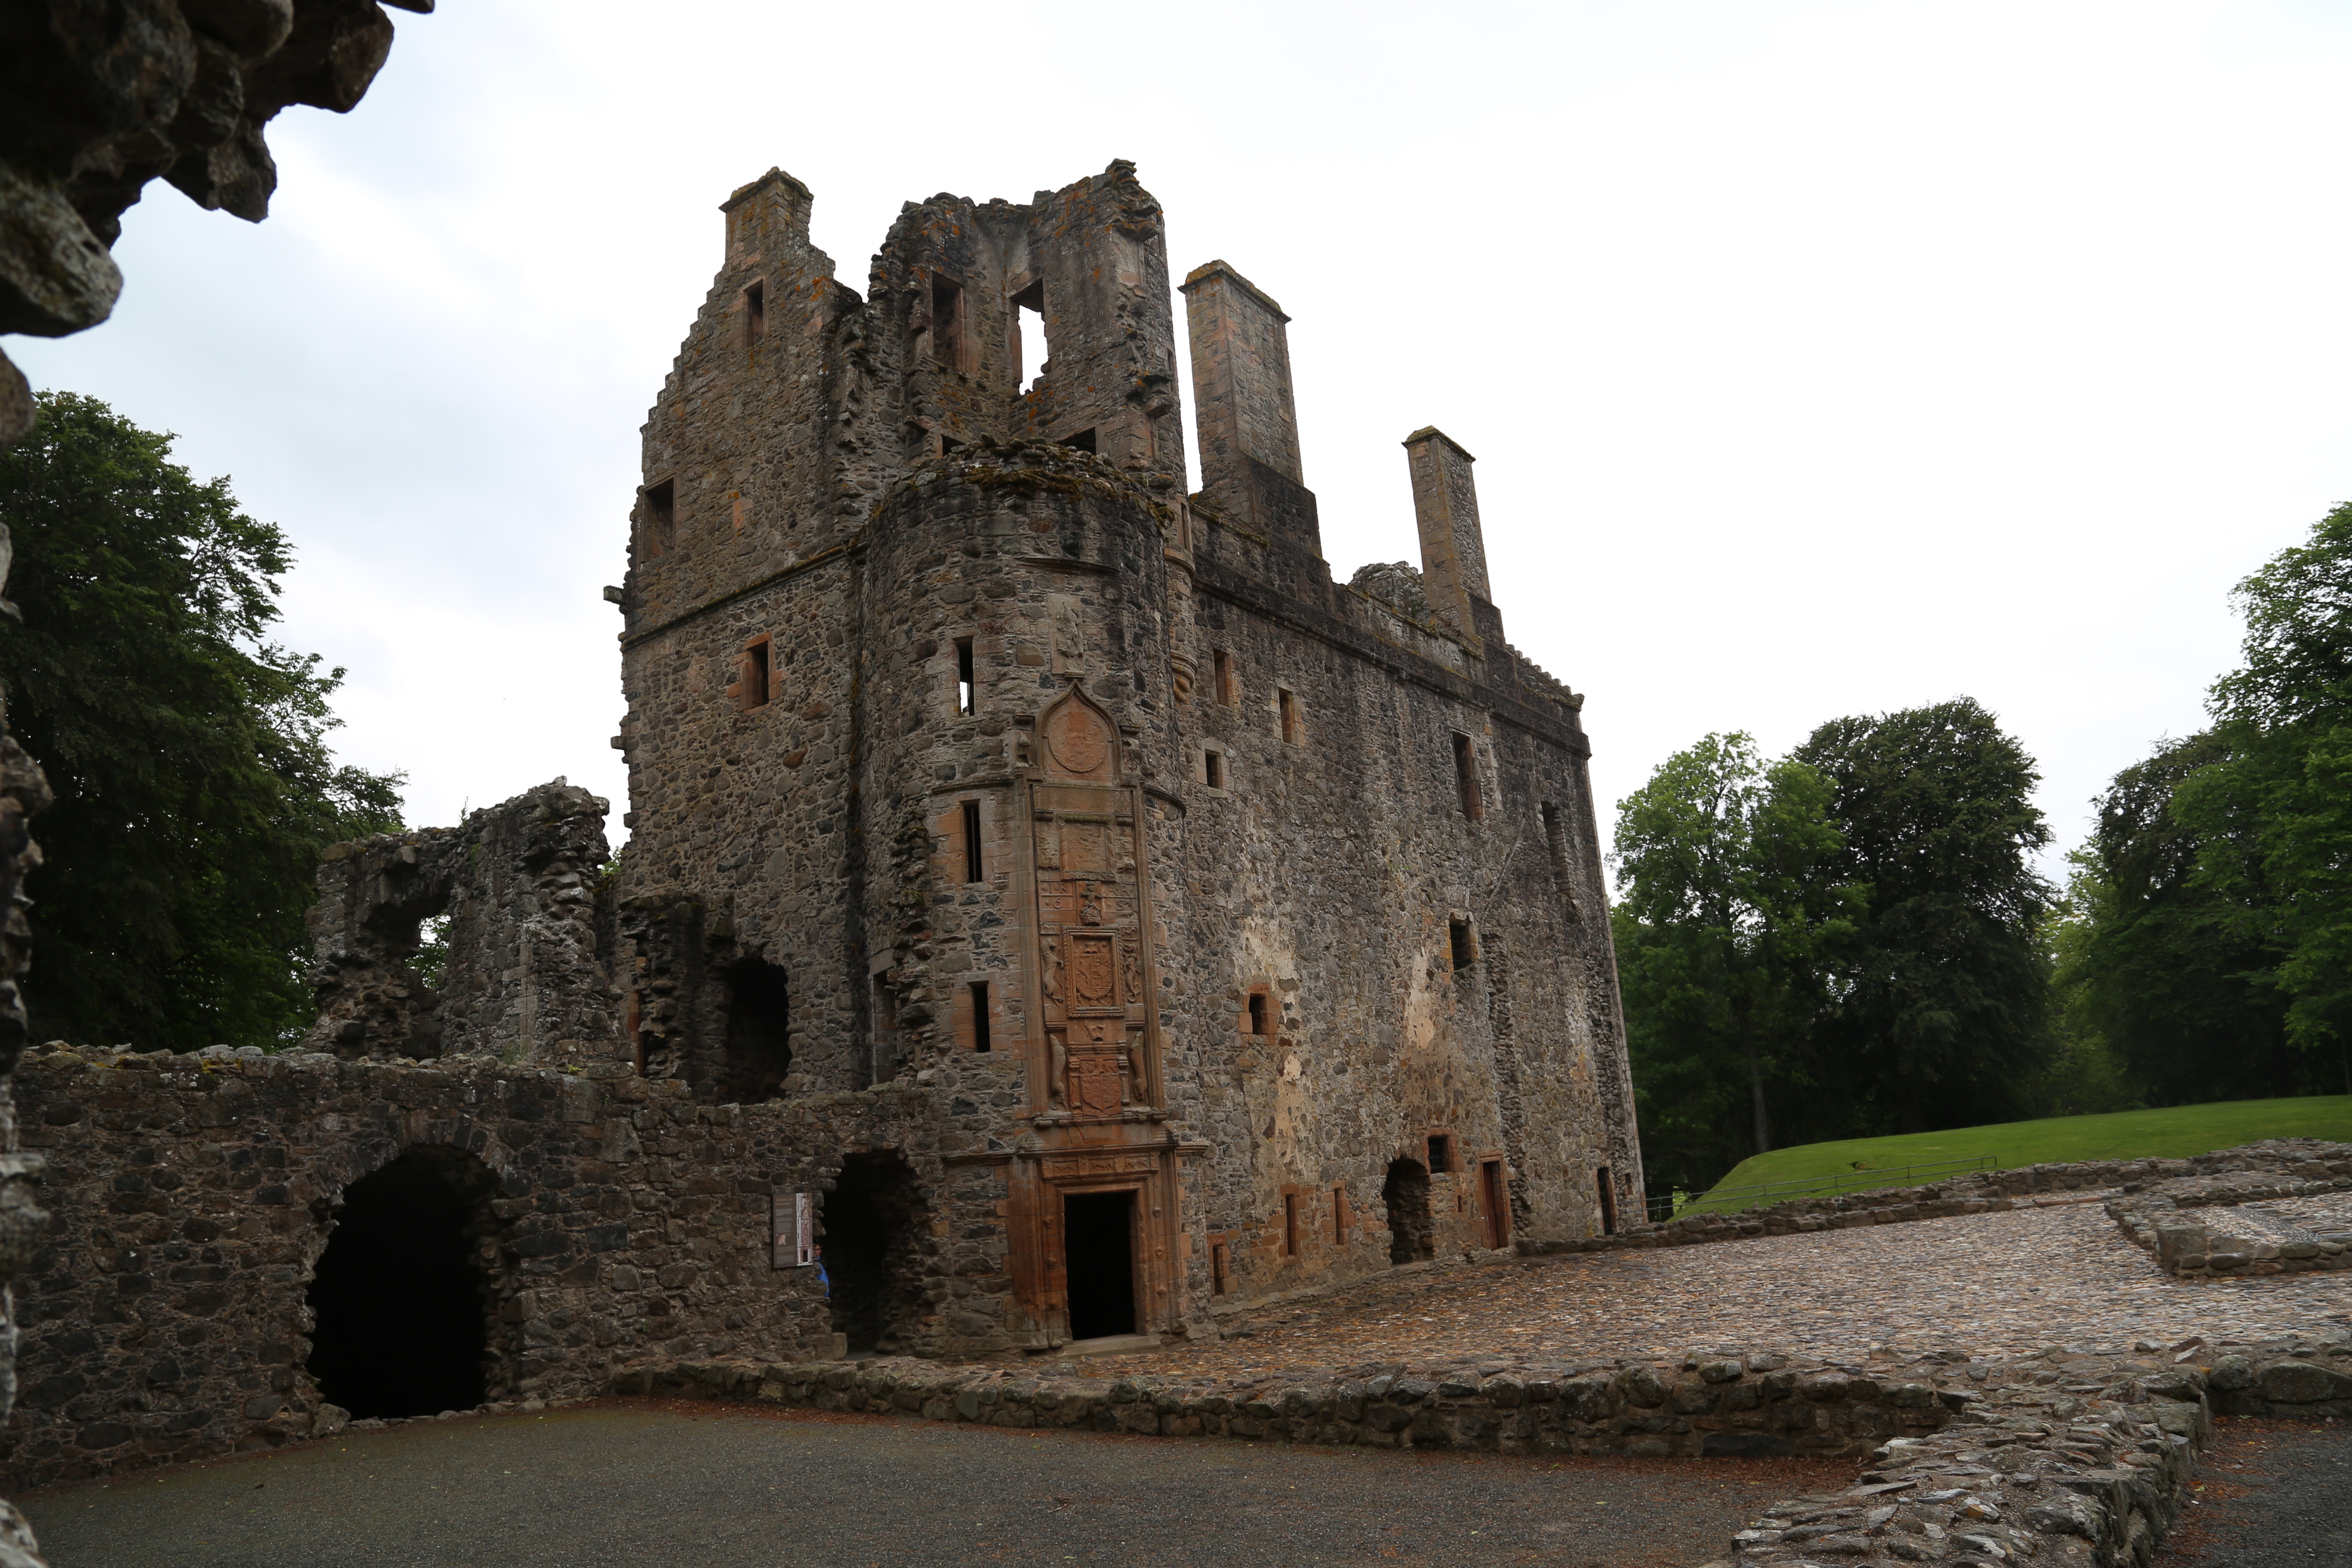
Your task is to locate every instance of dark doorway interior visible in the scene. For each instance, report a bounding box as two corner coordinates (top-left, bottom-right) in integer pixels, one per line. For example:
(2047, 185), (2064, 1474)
(1480, 1159), (1509, 1249)
(719, 956), (792, 1102)
(824, 1150), (929, 1355)
(1063, 1190), (1137, 1341)
(1383, 1157), (1435, 1265)
(306, 1146), (495, 1418)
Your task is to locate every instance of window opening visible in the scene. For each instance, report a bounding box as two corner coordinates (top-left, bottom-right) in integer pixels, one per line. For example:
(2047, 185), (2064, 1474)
(1382, 1157), (1434, 1265)
(719, 956), (792, 1102)
(1277, 687), (1299, 744)
(1210, 1239), (1231, 1295)
(960, 799), (983, 882)
(642, 479), (675, 557)
(1062, 1190), (1137, 1340)
(1332, 1186), (1348, 1246)
(969, 980), (991, 1053)
(741, 279), (765, 344)
(1427, 1133), (1453, 1174)
(1246, 992), (1268, 1036)
(929, 276), (966, 371)
(868, 974), (898, 1087)
(1282, 1193), (1300, 1257)
(1061, 428), (1096, 454)
(1595, 1165), (1617, 1236)
(738, 638), (771, 710)
(956, 638), (975, 716)
(1204, 749), (1224, 790)
(1449, 919), (1474, 972)
(1480, 1159), (1509, 1249)
(1011, 280), (1046, 394)
(1453, 733), (1482, 819)
(1213, 649), (1234, 705)
(940, 433), (964, 457)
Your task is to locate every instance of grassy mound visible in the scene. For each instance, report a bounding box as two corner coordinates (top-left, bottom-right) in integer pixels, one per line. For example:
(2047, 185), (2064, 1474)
(1681, 1095), (2352, 1216)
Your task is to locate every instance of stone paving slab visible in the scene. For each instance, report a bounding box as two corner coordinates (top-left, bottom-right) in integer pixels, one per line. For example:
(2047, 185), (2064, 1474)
(1075, 1203), (2350, 1384)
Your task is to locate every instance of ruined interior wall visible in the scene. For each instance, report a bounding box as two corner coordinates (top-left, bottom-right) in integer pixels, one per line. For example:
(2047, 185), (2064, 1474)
(0, 1044), (980, 1490)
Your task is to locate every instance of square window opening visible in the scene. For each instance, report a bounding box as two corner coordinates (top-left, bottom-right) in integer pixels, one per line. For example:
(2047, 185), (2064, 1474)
(1277, 687), (1299, 744)
(1246, 992), (1268, 1036)
(642, 479), (675, 557)
(1427, 1133), (1454, 1174)
(741, 279), (765, 344)
(956, 638), (975, 716)
(968, 980), (991, 1053)
(961, 799), (983, 883)
(738, 638), (772, 711)
(1449, 918), (1474, 972)
(1203, 749), (1224, 790)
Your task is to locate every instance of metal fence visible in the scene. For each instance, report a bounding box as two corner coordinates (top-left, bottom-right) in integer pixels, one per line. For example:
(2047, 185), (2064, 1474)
(1644, 1153), (1997, 1225)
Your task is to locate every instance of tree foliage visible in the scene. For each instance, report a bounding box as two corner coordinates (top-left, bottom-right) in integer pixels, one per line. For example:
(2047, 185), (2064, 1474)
(0, 391), (402, 1049)
(1794, 698), (2057, 1135)
(1610, 734), (1857, 1193)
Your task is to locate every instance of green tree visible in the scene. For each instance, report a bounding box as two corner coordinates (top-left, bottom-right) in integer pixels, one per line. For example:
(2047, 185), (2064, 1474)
(1795, 698), (2056, 1134)
(0, 391), (403, 1049)
(2174, 503), (2352, 1090)
(2062, 733), (2299, 1103)
(1610, 732), (1858, 1194)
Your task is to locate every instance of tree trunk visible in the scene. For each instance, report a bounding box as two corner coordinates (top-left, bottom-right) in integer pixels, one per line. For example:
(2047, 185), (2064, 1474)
(1742, 1032), (1770, 1156)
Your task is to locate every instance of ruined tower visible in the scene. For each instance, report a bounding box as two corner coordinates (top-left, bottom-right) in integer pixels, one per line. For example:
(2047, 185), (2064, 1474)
(609, 160), (1642, 1351)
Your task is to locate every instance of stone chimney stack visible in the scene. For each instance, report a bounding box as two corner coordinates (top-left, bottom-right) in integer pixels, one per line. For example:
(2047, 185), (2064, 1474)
(1403, 426), (1492, 639)
(1182, 260), (1322, 558)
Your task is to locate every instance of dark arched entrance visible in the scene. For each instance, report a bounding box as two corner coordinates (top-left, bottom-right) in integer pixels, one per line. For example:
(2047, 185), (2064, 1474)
(306, 1146), (498, 1418)
(824, 1150), (930, 1356)
(1383, 1157), (1434, 1265)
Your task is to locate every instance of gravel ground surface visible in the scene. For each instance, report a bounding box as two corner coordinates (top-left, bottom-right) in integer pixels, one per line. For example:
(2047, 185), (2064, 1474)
(1079, 1202), (2352, 1382)
(20, 1400), (1849, 1568)
(2161, 1416), (2352, 1566)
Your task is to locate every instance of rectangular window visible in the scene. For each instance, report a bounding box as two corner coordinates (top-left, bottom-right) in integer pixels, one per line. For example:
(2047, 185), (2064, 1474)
(642, 479), (675, 557)
(1427, 1133), (1453, 1174)
(1332, 1186), (1348, 1246)
(1449, 918), (1474, 972)
(869, 974), (897, 1088)
(737, 638), (771, 710)
(969, 980), (991, 1053)
(1213, 649), (1234, 705)
(1011, 279), (1045, 393)
(1210, 1239), (1231, 1295)
(1277, 687), (1299, 744)
(1282, 1193), (1299, 1257)
(741, 279), (765, 344)
(1453, 733), (1482, 819)
(929, 276), (965, 370)
(1061, 428), (1096, 454)
(956, 638), (975, 716)
(1246, 992), (1268, 1035)
(1595, 1165), (1617, 1236)
(961, 799), (983, 883)
(1203, 748), (1223, 790)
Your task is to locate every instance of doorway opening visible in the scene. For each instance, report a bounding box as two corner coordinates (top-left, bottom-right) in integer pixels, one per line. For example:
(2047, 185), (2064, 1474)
(1480, 1158), (1510, 1249)
(1062, 1189), (1137, 1341)
(824, 1150), (930, 1355)
(1383, 1157), (1434, 1265)
(718, 956), (791, 1102)
(306, 1146), (498, 1418)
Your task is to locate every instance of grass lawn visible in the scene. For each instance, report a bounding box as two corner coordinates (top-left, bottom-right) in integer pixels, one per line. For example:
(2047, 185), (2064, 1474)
(1682, 1095), (2352, 1216)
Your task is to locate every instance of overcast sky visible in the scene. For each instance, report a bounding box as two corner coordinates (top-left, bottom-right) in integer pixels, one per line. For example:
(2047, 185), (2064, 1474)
(13, 1), (2351, 880)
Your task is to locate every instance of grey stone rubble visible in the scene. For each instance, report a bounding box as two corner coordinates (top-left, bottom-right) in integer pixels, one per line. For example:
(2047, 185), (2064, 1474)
(2102, 1141), (2352, 1279)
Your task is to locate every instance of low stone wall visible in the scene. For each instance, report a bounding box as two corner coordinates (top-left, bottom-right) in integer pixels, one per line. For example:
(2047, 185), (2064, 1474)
(2104, 1156), (2352, 1279)
(0, 1043), (973, 1490)
(1539, 1137), (2352, 1260)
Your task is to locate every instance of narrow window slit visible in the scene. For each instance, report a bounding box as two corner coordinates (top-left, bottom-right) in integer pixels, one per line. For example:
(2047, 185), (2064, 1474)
(961, 800), (983, 883)
(969, 980), (990, 1053)
(956, 639), (975, 716)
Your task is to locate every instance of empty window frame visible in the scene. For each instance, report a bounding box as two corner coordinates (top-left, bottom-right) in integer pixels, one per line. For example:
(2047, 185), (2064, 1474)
(1427, 1133), (1454, 1174)
(1452, 733), (1483, 819)
(961, 800), (983, 883)
(735, 637), (772, 711)
(956, 638), (976, 716)
(641, 478), (676, 557)
(1060, 428), (1096, 454)
(741, 279), (766, 345)
(1210, 1239), (1231, 1295)
(1010, 279), (1045, 393)
(928, 276), (968, 371)
(1277, 687), (1300, 744)
(1448, 918), (1474, 972)
(1202, 747), (1225, 790)
(968, 980), (991, 1053)
(1246, 992), (1268, 1036)
(1595, 1165), (1618, 1236)
(1282, 1193), (1300, 1257)
(1332, 1186), (1348, 1246)
(1213, 649), (1235, 705)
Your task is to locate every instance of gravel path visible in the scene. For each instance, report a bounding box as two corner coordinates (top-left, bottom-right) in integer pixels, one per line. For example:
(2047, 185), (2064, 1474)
(1082, 1202), (2352, 1382)
(20, 1400), (1848, 1568)
(2160, 1416), (2352, 1565)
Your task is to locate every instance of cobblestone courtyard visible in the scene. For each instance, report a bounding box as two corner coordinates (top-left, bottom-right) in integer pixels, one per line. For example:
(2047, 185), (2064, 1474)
(1089, 1200), (2352, 1383)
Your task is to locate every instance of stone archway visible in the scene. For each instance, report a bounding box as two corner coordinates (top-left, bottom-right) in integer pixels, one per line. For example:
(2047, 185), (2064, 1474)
(824, 1150), (931, 1356)
(305, 1145), (501, 1418)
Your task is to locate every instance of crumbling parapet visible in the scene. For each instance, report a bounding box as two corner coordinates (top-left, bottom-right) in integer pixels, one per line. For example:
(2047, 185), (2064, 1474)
(303, 779), (623, 1064)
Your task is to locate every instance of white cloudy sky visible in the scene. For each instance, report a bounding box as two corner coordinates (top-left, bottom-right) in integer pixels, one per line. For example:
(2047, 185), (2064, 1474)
(13, 1), (2352, 876)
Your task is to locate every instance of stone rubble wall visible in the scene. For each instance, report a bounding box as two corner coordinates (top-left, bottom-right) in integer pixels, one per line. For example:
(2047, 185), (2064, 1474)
(1533, 1138), (2352, 1259)
(2101, 1143), (2352, 1278)
(0, 1042), (967, 1491)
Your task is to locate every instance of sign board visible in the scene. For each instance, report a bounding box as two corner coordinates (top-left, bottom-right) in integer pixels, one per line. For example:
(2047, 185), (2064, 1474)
(772, 1190), (819, 1270)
